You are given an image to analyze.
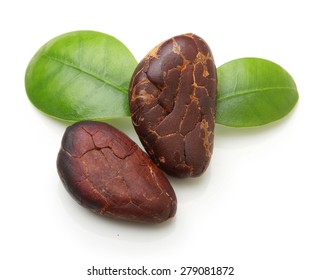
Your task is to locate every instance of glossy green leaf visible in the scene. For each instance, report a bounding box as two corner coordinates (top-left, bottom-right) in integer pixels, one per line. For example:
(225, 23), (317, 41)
(216, 57), (299, 127)
(25, 31), (137, 121)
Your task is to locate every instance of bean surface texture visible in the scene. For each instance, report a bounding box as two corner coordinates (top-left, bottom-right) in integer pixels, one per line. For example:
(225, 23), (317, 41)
(57, 121), (177, 223)
(129, 33), (217, 178)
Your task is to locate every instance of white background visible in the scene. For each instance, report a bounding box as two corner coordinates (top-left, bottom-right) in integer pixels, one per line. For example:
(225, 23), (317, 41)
(1, 0), (319, 279)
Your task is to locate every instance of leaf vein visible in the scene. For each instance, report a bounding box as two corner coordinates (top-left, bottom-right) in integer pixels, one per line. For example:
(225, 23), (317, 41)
(42, 54), (127, 94)
(217, 86), (297, 102)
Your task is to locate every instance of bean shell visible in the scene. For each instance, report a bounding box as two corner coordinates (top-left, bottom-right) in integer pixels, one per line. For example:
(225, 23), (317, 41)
(57, 121), (177, 223)
(129, 33), (217, 178)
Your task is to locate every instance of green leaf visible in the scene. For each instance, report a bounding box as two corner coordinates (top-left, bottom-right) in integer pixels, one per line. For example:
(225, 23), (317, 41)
(216, 57), (299, 127)
(25, 30), (137, 121)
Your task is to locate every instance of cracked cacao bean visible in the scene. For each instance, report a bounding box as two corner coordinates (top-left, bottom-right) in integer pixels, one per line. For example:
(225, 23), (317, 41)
(57, 121), (177, 223)
(129, 33), (217, 178)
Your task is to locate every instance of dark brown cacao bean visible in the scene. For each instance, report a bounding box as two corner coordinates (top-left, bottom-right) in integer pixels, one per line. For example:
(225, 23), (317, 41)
(129, 33), (217, 178)
(57, 121), (177, 223)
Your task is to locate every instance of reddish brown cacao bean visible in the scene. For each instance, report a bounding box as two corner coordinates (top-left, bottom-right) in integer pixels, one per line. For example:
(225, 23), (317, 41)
(129, 33), (217, 178)
(57, 121), (177, 223)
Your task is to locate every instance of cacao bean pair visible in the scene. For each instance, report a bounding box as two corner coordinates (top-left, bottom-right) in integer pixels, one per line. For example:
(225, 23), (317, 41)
(57, 34), (217, 224)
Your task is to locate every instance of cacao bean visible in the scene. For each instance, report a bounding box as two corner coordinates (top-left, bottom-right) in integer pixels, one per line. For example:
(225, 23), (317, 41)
(129, 33), (217, 178)
(57, 121), (177, 223)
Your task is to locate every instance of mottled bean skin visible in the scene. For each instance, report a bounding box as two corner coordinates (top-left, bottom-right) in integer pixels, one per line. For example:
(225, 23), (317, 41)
(129, 34), (217, 178)
(57, 121), (177, 223)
